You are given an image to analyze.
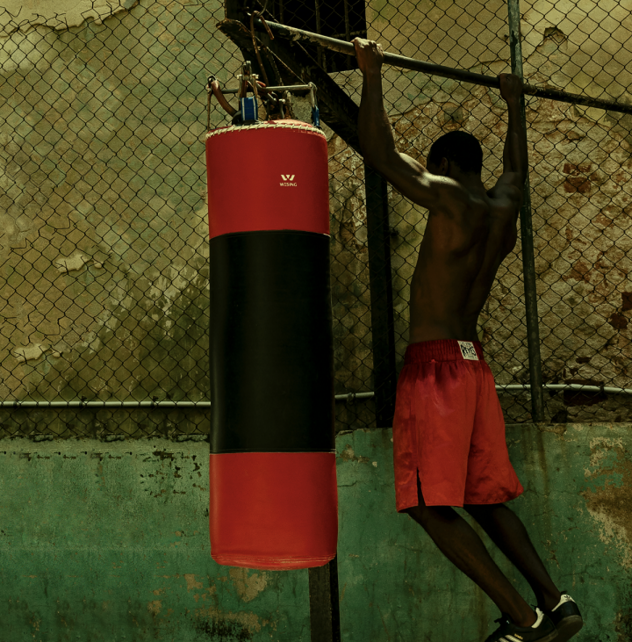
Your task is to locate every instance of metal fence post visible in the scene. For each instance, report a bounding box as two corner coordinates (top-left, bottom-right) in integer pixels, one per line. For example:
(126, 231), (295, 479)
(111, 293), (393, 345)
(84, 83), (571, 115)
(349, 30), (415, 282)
(308, 554), (342, 642)
(507, 0), (545, 422)
(365, 164), (397, 427)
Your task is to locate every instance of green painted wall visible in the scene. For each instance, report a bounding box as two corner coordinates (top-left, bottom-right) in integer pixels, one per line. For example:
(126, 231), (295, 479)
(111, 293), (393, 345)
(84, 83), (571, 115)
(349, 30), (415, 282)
(1, 422), (630, 641)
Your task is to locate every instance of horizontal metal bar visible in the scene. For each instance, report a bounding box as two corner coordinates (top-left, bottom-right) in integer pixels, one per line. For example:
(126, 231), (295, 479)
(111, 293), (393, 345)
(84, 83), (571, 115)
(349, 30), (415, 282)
(334, 392), (376, 402)
(501, 383), (632, 395)
(215, 84), (313, 94)
(1, 382), (630, 408)
(0, 401), (211, 408)
(333, 383), (632, 402)
(0, 397), (368, 407)
(255, 19), (632, 116)
(265, 84), (312, 92)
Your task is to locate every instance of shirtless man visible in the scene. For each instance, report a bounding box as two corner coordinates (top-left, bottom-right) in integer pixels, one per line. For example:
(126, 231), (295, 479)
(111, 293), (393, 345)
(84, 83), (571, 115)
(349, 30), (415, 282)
(353, 38), (583, 642)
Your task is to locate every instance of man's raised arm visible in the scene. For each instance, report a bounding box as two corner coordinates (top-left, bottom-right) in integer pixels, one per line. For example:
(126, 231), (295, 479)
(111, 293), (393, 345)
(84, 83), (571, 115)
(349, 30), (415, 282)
(355, 38), (396, 167)
(500, 74), (529, 185)
(354, 38), (456, 210)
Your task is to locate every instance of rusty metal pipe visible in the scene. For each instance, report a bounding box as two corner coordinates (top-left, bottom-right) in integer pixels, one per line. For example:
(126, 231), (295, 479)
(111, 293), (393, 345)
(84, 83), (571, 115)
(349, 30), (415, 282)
(253, 18), (632, 116)
(0, 381), (629, 407)
(218, 84), (313, 94)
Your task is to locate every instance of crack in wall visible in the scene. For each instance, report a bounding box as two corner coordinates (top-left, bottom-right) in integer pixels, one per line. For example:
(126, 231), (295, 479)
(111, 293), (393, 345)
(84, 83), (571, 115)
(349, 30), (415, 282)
(0, 0), (137, 35)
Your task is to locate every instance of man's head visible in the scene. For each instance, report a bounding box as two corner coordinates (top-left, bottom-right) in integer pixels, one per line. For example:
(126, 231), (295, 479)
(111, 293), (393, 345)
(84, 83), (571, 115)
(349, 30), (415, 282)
(427, 131), (483, 182)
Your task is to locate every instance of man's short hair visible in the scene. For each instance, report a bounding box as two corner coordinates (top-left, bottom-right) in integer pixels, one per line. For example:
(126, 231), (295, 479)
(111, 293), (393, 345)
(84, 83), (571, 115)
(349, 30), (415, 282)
(428, 131), (483, 175)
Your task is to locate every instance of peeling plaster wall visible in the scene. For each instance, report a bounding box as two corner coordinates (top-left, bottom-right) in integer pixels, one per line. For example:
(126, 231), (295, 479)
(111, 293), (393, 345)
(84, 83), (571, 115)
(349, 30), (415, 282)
(0, 438), (311, 640)
(0, 0), (631, 437)
(0, 1), (136, 34)
(0, 424), (630, 640)
(0, 0), (241, 429)
(336, 422), (632, 641)
(328, 0), (632, 424)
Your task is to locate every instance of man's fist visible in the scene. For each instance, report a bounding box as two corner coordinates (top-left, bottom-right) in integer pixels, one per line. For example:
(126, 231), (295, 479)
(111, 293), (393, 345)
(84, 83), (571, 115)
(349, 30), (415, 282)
(353, 38), (384, 75)
(499, 73), (524, 104)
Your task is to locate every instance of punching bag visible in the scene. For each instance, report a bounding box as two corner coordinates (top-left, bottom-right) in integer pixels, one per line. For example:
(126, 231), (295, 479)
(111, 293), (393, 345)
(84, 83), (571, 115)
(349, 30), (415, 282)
(206, 120), (337, 570)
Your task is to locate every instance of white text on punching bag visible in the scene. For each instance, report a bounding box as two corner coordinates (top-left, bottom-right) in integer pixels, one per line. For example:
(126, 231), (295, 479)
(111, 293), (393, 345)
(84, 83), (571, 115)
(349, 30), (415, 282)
(280, 174), (297, 187)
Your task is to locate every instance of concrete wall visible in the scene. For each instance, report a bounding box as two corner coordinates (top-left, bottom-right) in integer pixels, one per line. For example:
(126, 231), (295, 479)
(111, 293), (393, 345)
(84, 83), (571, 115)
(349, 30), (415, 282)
(0, 0), (134, 32)
(1, 423), (630, 640)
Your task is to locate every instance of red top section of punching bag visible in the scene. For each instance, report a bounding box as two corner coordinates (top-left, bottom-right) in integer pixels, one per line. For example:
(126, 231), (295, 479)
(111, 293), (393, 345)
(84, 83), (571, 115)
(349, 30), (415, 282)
(206, 121), (330, 239)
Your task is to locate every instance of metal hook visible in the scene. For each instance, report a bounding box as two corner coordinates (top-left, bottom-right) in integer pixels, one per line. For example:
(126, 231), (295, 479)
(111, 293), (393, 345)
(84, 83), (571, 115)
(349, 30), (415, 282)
(207, 75), (238, 130)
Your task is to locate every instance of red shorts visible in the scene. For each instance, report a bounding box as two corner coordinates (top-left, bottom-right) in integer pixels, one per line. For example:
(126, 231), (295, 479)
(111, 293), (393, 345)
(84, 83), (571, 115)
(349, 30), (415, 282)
(392, 339), (524, 511)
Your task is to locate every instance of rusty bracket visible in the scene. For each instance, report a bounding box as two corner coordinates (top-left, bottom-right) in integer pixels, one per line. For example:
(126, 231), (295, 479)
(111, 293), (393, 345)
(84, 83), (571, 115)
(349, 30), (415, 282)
(217, 18), (360, 152)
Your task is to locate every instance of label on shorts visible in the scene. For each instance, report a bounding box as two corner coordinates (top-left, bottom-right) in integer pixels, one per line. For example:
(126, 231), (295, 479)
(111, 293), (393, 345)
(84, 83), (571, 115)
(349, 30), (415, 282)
(458, 341), (479, 361)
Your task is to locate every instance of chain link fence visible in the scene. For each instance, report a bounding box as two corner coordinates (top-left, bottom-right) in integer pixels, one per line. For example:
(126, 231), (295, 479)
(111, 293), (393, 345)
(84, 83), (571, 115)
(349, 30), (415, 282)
(1, 0), (630, 440)
(301, 0), (632, 429)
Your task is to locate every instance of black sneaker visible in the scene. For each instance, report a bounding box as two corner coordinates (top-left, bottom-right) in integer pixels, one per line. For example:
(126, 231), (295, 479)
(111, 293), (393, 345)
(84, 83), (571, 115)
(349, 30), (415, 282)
(543, 592), (583, 642)
(485, 607), (557, 642)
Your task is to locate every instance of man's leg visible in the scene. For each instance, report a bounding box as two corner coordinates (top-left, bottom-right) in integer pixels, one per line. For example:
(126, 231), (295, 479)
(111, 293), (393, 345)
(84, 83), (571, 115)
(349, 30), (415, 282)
(404, 475), (537, 627)
(462, 502), (562, 612)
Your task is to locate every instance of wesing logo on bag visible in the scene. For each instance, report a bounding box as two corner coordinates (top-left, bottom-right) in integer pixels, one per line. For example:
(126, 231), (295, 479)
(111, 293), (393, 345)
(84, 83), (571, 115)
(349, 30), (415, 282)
(280, 174), (297, 187)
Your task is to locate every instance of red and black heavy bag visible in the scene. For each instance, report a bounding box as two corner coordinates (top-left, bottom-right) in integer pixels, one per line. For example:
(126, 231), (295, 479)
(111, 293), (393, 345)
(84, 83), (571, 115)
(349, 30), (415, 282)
(206, 120), (337, 570)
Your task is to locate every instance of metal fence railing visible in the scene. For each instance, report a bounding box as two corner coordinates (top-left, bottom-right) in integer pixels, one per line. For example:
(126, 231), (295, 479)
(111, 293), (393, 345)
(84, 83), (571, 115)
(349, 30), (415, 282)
(1, 0), (631, 440)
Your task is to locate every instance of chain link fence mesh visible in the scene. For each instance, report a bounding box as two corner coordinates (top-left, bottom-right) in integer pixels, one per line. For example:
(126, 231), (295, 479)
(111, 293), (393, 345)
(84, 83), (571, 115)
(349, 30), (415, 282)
(520, 0), (632, 423)
(0, 0), (229, 439)
(1, 0), (630, 440)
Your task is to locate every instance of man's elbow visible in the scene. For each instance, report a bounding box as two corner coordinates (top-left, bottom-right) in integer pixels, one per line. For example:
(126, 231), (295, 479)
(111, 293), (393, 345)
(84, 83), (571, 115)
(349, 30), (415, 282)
(508, 161), (528, 187)
(360, 143), (376, 168)
(361, 146), (395, 173)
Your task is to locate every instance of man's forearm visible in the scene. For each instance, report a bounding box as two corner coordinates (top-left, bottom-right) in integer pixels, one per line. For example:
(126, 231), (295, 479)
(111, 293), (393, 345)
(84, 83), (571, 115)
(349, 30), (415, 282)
(505, 101), (529, 181)
(358, 71), (397, 167)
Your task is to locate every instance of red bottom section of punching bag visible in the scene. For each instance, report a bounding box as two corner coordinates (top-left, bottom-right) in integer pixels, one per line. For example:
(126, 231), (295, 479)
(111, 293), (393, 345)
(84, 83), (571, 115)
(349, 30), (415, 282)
(210, 452), (338, 570)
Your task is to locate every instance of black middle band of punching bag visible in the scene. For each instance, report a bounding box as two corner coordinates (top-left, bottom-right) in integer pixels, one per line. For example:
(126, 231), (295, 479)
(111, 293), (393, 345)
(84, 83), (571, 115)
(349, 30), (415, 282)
(210, 230), (334, 455)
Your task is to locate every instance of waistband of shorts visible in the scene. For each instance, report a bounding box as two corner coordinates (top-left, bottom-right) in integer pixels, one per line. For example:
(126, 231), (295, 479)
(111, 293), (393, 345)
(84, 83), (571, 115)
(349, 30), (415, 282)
(404, 339), (485, 363)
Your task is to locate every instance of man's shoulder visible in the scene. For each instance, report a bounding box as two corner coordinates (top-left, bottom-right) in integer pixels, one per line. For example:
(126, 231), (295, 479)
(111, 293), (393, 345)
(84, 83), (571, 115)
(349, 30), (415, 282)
(486, 172), (524, 209)
(429, 182), (490, 226)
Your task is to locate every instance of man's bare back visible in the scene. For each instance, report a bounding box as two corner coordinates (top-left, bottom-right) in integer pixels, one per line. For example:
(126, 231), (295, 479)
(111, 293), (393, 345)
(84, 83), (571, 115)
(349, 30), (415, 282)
(409, 184), (519, 344)
(353, 37), (529, 345)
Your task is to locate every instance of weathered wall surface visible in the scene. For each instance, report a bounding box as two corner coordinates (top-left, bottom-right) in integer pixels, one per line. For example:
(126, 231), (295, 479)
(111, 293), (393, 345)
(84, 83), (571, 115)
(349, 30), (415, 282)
(0, 437), (311, 640)
(0, 0), (631, 434)
(0, 423), (630, 640)
(328, 0), (632, 424)
(0, 0), (135, 33)
(0, 0), (239, 422)
(336, 422), (632, 641)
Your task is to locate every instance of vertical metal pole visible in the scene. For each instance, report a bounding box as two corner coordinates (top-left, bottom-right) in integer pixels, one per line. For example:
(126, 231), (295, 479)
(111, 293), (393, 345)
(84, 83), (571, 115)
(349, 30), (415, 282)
(314, 0), (325, 70)
(308, 554), (342, 642)
(343, 0), (351, 68)
(365, 164), (397, 427)
(507, 0), (545, 422)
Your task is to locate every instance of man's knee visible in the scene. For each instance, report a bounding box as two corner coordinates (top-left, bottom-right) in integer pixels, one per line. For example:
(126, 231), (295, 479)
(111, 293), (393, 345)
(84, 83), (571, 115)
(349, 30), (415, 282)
(405, 503), (458, 526)
(463, 502), (507, 522)
(407, 475), (458, 524)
